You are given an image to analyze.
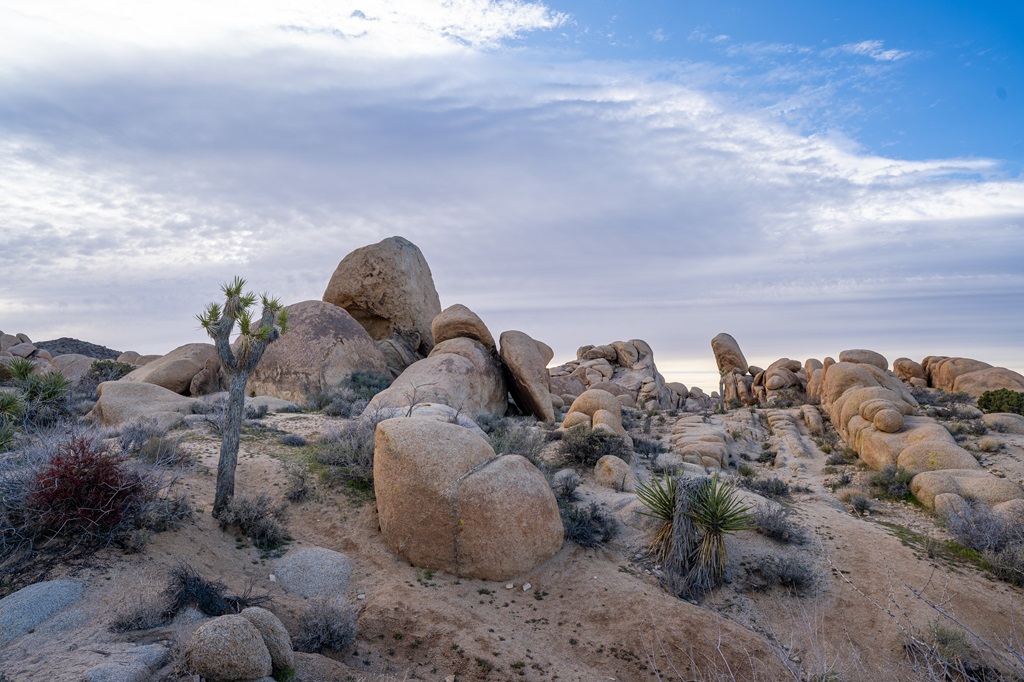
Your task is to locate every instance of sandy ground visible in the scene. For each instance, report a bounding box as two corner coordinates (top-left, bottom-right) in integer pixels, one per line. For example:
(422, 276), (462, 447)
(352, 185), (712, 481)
(2, 405), (1023, 681)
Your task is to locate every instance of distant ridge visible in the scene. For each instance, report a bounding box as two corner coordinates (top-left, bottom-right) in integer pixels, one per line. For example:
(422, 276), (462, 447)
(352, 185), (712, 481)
(35, 337), (121, 360)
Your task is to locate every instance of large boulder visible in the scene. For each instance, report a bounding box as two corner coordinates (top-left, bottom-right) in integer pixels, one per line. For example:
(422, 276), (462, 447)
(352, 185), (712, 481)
(499, 330), (555, 423)
(184, 615), (272, 681)
(122, 343), (224, 397)
(241, 300), (388, 403)
(911, 469), (1024, 510)
(711, 333), (748, 374)
(373, 418), (563, 580)
(322, 236), (442, 364)
(365, 337), (506, 418)
(0, 580), (84, 647)
(50, 354), (97, 383)
(432, 304), (495, 352)
(838, 349), (888, 371)
(240, 607), (294, 674)
(274, 548), (353, 598)
(87, 381), (199, 430)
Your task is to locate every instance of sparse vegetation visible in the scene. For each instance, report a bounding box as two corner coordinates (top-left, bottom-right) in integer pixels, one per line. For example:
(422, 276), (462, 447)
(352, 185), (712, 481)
(558, 424), (631, 469)
(942, 498), (1024, 586)
(561, 501), (618, 548)
(479, 415), (546, 463)
(754, 502), (805, 544)
(747, 554), (816, 592)
(306, 370), (393, 417)
(293, 598), (358, 653)
(870, 464), (914, 500)
(742, 476), (792, 499)
(218, 493), (289, 550)
(311, 419), (378, 495)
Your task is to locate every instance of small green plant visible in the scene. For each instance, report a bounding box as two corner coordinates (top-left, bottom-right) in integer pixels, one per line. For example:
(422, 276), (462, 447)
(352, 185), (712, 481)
(686, 474), (754, 588)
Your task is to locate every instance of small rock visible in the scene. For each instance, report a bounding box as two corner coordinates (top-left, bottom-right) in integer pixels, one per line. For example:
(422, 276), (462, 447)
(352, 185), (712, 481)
(522, 582), (532, 591)
(505, 583), (514, 590)
(357, 594), (366, 600)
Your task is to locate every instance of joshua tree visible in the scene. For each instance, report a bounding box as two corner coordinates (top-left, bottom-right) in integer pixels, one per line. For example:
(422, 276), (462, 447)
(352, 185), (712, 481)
(198, 276), (287, 517)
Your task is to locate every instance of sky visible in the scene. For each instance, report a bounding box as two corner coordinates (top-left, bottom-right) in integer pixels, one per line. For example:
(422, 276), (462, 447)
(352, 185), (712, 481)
(1, 0), (1022, 391)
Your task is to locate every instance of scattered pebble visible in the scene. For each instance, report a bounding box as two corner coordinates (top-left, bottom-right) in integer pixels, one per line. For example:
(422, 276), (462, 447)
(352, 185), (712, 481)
(357, 594), (366, 600)
(269, 574), (276, 582)
(522, 582), (532, 591)
(505, 583), (514, 590)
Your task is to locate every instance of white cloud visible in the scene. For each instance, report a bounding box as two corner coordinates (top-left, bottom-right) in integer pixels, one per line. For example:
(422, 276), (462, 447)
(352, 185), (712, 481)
(832, 39), (914, 62)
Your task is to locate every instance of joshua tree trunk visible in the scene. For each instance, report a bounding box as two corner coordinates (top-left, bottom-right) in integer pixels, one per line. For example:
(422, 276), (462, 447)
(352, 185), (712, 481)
(198, 277), (287, 518)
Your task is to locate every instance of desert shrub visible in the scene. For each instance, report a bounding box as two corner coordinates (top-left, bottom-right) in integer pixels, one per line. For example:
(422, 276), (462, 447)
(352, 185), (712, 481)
(551, 469), (581, 503)
(632, 435), (668, 459)
(283, 462), (314, 502)
(748, 555), (815, 592)
(117, 422), (188, 467)
(481, 416), (545, 462)
(28, 433), (148, 536)
(870, 464), (914, 500)
(848, 493), (873, 515)
(218, 493), (288, 550)
(308, 370), (392, 417)
(312, 420), (377, 490)
(245, 403), (269, 420)
(161, 563), (270, 619)
(75, 360), (135, 400)
(984, 545), (1024, 586)
(825, 449), (857, 465)
(561, 502), (618, 548)
(558, 425), (631, 469)
(942, 499), (1023, 554)
(756, 443), (776, 465)
(977, 436), (1000, 453)
(293, 598), (358, 653)
(0, 415), (16, 452)
(109, 595), (168, 632)
(977, 389), (1024, 415)
(754, 502), (805, 544)
(741, 476), (792, 499)
(17, 371), (72, 427)
(279, 433), (306, 447)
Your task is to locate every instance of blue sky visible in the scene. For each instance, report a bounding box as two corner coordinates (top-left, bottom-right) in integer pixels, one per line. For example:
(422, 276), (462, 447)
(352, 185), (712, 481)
(1, 0), (1022, 390)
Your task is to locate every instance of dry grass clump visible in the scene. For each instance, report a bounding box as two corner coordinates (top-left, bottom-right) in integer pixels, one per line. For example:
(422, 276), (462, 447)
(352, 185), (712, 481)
(293, 598), (359, 653)
(558, 425), (631, 469)
(217, 493), (289, 550)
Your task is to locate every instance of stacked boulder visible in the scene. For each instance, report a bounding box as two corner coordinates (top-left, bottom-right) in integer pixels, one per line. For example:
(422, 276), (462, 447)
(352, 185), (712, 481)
(559, 388), (633, 447)
(364, 303), (507, 420)
(122, 343), (225, 397)
(818, 350), (1024, 515)
(711, 333), (756, 406)
(323, 236), (442, 377)
(373, 418), (563, 580)
(184, 607), (294, 681)
(548, 339), (684, 410)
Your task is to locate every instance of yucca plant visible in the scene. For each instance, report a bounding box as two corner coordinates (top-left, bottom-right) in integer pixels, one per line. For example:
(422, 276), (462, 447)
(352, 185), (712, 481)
(198, 276), (287, 517)
(685, 473), (753, 590)
(5, 357), (37, 382)
(0, 415), (15, 451)
(634, 473), (678, 564)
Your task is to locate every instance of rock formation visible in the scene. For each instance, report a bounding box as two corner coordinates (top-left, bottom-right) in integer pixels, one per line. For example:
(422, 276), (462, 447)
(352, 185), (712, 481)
(122, 343), (224, 397)
(323, 236), (442, 376)
(373, 418), (563, 580)
(548, 339), (683, 410)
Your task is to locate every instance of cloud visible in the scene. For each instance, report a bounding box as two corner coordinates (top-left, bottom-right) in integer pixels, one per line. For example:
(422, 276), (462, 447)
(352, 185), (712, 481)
(830, 40), (914, 62)
(0, 3), (1021, 385)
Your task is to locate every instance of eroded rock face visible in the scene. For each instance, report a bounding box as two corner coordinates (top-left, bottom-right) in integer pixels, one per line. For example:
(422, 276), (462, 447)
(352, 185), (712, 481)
(322, 236), (441, 367)
(241, 300), (388, 403)
(500, 330), (554, 423)
(373, 418), (563, 580)
(122, 343), (224, 397)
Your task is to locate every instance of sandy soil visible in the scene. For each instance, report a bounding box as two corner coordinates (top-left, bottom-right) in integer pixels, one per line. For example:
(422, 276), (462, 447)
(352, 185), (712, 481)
(2, 406), (1022, 682)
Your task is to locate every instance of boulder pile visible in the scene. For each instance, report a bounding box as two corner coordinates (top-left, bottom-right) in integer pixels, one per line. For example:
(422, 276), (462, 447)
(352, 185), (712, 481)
(548, 339), (687, 411)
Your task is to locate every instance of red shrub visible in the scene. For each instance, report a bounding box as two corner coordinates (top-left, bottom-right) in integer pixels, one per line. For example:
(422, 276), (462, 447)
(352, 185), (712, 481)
(29, 434), (144, 536)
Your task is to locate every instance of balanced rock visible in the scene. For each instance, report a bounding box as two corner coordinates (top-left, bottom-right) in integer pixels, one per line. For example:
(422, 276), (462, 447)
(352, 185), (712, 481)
(122, 343), (223, 397)
(242, 300), (388, 403)
(323, 236), (441, 363)
(838, 349), (888, 371)
(499, 330), (554, 423)
(184, 614), (272, 681)
(432, 304), (495, 352)
(373, 418), (563, 580)
(240, 607), (294, 674)
(711, 333), (748, 374)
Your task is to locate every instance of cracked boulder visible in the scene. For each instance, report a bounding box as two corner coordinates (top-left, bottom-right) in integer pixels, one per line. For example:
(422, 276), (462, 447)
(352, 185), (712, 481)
(373, 418), (563, 581)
